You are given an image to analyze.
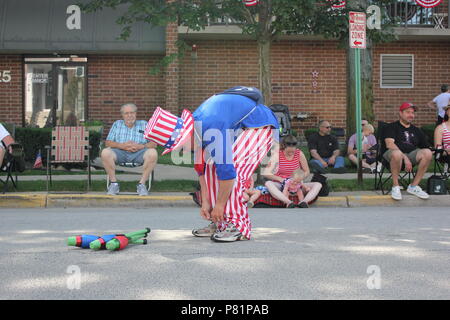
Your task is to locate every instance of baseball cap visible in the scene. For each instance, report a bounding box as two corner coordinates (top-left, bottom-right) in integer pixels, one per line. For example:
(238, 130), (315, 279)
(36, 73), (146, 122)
(399, 102), (416, 112)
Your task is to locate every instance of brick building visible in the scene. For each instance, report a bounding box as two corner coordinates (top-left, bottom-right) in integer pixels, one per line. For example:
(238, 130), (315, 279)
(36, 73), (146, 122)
(1, 0), (450, 139)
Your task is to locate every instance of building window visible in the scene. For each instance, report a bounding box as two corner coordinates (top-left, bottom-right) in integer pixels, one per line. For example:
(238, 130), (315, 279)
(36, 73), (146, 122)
(24, 56), (87, 128)
(380, 54), (414, 89)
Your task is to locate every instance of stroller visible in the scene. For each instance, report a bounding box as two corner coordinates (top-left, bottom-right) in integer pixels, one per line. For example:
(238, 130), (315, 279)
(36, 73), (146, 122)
(269, 104), (292, 137)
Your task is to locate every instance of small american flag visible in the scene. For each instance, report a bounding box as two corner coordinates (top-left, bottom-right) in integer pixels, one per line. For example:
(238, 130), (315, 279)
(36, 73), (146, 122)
(243, 0), (259, 7)
(33, 150), (43, 169)
(415, 0), (442, 8)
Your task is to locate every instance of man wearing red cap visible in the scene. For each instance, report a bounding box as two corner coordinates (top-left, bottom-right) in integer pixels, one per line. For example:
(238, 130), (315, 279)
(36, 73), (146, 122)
(145, 87), (279, 242)
(382, 102), (432, 200)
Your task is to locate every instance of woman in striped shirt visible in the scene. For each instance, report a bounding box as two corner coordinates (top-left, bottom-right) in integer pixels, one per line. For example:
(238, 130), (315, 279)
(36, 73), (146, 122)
(262, 135), (322, 208)
(434, 104), (450, 168)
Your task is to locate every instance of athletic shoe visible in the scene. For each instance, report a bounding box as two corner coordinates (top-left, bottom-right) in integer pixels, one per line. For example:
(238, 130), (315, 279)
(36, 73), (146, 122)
(247, 201), (254, 208)
(107, 182), (120, 195)
(391, 186), (402, 201)
(297, 201), (309, 208)
(192, 222), (217, 237)
(407, 185), (430, 200)
(137, 183), (149, 196)
(210, 223), (248, 242)
(286, 202), (296, 208)
(331, 167), (347, 174)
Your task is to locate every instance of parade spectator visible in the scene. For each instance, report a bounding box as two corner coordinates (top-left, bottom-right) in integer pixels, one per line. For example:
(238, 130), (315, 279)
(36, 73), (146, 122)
(308, 120), (346, 174)
(427, 84), (450, 125)
(383, 102), (432, 201)
(433, 104), (450, 170)
(347, 121), (377, 173)
(0, 123), (15, 167)
(101, 103), (158, 196)
(282, 168), (310, 206)
(263, 135), (322, 208)
(242, 176), (262, 208)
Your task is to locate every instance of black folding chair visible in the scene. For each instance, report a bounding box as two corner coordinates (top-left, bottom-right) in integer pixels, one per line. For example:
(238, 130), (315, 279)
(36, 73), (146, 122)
(373, 121), (416, 195)
(433, 148), (449, 179)
(1, 143), (25, 193)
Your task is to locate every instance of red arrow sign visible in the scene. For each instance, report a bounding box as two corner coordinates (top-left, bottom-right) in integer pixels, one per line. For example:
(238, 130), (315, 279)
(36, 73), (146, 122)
(353, 41), (362, 45)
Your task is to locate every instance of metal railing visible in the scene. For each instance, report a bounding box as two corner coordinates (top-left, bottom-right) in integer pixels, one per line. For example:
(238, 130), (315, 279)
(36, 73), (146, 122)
(376, 0), (447, 28)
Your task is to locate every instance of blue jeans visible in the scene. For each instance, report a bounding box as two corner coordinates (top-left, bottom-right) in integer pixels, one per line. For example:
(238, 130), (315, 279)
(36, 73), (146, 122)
(310, 156), (345, 169)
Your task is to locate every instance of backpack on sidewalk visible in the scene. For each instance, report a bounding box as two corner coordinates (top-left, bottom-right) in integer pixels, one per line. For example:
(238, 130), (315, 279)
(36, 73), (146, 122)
(427, 175), (448, 195)
(311, 173), (330, 197)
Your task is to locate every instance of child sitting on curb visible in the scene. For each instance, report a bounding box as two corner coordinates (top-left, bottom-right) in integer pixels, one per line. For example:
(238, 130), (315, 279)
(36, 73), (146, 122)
(242, 176), (262, 208)
(282, 168), (311, 208)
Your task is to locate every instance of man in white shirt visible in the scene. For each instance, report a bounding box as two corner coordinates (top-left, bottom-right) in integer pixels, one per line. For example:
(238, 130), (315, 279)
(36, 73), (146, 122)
(0, 123), (15, 167)
(427, 84), (450, 125)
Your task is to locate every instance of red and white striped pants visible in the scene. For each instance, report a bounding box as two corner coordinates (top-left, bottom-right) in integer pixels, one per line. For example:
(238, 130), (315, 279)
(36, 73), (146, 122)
(204, 126), (274, 239)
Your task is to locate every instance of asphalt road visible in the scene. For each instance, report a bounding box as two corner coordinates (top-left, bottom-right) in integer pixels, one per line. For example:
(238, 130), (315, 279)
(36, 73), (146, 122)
(0, 206), (449, 300)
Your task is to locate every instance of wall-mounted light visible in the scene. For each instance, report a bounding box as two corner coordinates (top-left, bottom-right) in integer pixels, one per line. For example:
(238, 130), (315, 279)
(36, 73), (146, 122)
(191, 44), (198, 60)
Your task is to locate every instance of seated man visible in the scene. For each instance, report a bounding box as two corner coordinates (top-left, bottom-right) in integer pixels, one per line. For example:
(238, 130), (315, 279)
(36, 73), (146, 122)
(383, 102), (432, 200)
(0, 123), (15, 168)
(101, 103), (158, 196)
(347, 121), (377, 173)
(308, 120), (346, 174)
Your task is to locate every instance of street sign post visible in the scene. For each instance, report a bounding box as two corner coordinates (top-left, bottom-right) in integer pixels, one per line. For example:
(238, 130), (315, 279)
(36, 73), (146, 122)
(349, 11), (366, 185)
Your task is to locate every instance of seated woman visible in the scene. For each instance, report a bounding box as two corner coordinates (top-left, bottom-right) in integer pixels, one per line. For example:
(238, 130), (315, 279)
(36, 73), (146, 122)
(434, 104), (450, 171)
(262, 135), (322, 208)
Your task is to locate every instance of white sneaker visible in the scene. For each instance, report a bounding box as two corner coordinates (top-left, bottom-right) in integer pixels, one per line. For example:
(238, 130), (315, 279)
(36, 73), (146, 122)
(407, 185), (430, 200)
(391, 186), (402, 201)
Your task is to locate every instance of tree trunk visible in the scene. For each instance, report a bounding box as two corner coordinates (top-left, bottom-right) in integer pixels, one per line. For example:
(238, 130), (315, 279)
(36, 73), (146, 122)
(258, 38), (272, 106)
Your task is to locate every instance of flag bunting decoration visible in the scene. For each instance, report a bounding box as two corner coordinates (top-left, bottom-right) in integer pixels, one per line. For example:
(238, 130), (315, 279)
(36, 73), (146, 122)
(415, 0), (442, 8)
(243, 0), (259, 7)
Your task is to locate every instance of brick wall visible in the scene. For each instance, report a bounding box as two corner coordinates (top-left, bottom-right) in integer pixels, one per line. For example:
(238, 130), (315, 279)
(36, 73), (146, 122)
(0, 55), (22, 125)
(373, 41), (450, 127)
(87, 54), (165, 134)
(179, 40), (347, 134)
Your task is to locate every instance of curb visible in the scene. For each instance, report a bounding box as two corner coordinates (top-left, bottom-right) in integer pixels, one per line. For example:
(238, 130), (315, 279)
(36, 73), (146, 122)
(0, 193), (449, 209)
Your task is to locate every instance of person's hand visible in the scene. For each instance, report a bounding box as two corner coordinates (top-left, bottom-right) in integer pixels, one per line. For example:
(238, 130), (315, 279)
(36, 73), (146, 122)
(321, 160), (328, 168)
(210, 204), (225, 224)
(200, 201), (212, 221)
(328, 156), (336, 166)
(404, 157), (413, 172)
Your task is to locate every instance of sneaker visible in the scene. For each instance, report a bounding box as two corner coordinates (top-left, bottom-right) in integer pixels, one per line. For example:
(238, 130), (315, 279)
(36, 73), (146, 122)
(210, 223), (248, 242)
(192, 222), (217, 237)
(286, 202), (296, 208)
(107, 182), (120, 195)
(407, 185), (430, 200)
(391, 186), (402, 201)
(297, 201), (309, 208)
(137, 183), (149, 196)
(331, 167), (347, 174)
(362, 167), (372, 174)
(247, 201), (254, 208)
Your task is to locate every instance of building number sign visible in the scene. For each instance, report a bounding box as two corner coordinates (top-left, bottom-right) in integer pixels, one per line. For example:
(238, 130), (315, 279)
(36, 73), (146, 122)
(0, 71), (11, 83)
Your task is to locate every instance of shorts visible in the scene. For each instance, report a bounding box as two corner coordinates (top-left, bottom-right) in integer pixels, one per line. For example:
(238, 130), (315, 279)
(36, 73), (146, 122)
(383, 148), (420, 166)
(110, 147), (148, 165)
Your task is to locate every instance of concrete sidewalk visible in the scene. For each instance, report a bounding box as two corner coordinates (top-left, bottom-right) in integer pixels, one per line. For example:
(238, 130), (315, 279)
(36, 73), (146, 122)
(1, 191), (449, 209)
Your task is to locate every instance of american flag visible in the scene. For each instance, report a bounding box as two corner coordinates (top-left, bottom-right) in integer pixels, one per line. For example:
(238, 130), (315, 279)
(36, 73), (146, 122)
(33, 150), (43, 169)
(243, 0), (259, 6)
(415, 0), (442, 8)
